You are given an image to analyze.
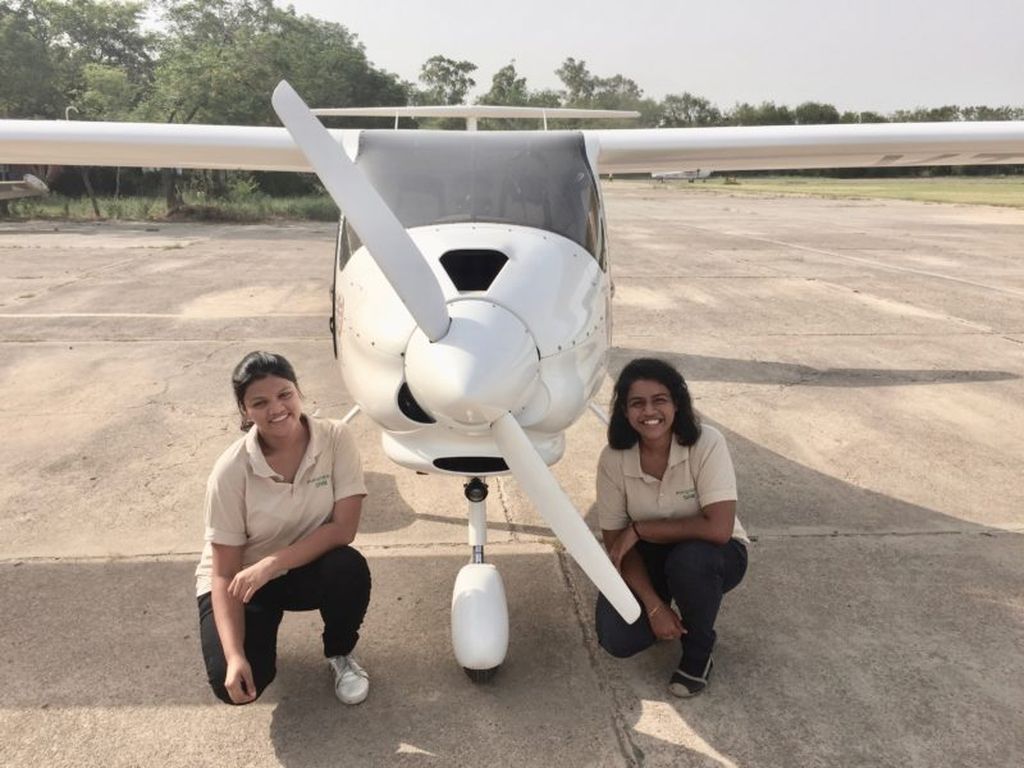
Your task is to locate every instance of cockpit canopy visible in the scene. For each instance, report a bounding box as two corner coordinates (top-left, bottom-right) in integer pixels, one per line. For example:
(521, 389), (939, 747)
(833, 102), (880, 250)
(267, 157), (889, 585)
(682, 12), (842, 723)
(356, 131), (602, 258)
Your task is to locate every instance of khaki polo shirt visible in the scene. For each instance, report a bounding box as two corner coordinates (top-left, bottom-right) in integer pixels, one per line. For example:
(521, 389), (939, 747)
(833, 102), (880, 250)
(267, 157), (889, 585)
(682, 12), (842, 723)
(195, 416), (367, 596)
(596, 424), (748, 544)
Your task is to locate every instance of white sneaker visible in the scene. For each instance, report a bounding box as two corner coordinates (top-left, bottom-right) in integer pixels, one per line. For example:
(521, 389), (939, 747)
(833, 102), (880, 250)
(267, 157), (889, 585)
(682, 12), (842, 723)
(328, 654), (369, 705)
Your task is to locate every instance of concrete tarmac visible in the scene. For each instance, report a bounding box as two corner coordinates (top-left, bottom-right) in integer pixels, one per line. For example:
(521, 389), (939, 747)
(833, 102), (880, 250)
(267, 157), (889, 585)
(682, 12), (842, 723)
(1, 183), (1022, 767)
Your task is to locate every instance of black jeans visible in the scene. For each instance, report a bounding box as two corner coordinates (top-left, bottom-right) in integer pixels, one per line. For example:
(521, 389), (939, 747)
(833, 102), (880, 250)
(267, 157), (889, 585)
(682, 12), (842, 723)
(198, 546), (371, 705)
(595, 538), (747, 677)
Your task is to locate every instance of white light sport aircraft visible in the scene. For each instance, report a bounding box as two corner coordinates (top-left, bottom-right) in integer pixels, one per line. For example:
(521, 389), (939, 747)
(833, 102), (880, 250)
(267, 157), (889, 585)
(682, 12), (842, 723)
(3, 82), (1024, 680)
(0, 173), (48, 201)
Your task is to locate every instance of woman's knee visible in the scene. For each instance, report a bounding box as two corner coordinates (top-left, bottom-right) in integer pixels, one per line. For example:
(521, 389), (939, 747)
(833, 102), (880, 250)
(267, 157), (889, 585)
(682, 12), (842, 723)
(320, 546), (369, 577)
(598, 631), (649, 659)
(318, 546), (371, 592)
(207, 671), (275, 706)
(665, 539), (722, 582)
(595, 597), (653, 659)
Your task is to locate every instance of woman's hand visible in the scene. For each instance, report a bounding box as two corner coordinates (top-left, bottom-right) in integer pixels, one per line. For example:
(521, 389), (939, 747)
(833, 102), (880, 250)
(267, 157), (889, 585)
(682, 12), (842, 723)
(224, 654), (256, 704)
(228, 558), (278, 604)
(609, 524), (640, 571)
(647, 601), (686, 640)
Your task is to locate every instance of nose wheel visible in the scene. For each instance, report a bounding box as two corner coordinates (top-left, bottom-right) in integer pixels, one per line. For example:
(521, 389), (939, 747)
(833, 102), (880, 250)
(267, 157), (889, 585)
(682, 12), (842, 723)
(451, 478), (509, 683)
(464, 666), (499, 683)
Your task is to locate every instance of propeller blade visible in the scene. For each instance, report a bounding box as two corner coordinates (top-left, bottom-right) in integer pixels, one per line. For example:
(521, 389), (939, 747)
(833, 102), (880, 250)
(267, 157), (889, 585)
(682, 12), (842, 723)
(271, 80), (450, 342)
(491, 412), (642, 623)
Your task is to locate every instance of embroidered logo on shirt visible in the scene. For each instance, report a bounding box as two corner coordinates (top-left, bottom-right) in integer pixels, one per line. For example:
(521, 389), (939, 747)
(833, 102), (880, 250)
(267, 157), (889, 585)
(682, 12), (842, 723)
(309, 474), (329, 488)
(677, 488), (697, 500)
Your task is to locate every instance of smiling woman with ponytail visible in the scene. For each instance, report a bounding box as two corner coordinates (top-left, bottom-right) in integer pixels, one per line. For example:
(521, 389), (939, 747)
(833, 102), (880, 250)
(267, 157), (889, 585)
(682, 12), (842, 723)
(194, 351), (373, 707)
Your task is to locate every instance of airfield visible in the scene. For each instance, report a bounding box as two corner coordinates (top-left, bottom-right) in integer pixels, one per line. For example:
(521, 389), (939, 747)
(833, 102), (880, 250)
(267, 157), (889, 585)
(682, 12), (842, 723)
(1, 181), (1023, 767)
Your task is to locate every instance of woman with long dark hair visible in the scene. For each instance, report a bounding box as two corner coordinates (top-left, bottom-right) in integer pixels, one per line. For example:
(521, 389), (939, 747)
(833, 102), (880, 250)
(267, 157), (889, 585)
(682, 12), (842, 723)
(596, 358), (748, 697)
(195, 351), (372, 706)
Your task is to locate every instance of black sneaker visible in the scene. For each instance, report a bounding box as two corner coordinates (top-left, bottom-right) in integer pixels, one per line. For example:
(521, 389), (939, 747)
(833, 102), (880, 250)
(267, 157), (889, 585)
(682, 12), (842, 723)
(669, 656), (713, 698)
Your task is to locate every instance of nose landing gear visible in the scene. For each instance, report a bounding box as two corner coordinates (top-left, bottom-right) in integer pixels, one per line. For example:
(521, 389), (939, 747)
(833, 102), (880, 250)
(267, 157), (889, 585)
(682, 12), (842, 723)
(451, 477), (508, 683)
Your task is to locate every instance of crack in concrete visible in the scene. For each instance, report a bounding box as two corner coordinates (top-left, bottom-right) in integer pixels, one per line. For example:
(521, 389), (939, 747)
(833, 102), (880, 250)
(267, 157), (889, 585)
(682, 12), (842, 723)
(494, 477), (520, 543)
(555, 549), (645, 767)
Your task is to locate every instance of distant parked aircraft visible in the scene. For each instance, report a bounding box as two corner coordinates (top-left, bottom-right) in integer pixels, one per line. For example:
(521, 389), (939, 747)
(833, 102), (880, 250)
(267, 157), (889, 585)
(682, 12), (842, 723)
(0, 173), (48, 201)
(652, 168), (712, 182)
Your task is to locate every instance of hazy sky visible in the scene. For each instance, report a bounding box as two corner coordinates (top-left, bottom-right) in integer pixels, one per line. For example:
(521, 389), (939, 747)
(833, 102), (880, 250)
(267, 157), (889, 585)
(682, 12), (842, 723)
(282, 0), (1022, 113)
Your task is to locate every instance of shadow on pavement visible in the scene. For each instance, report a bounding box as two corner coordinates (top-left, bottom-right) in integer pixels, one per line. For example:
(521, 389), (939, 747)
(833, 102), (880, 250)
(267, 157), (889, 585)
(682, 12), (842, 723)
(608, 347), (1019, 389)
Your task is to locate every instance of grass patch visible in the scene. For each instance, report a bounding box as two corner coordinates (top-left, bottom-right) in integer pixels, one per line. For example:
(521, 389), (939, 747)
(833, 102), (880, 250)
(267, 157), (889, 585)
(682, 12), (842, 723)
(660, 175), (1024, 208)
(5, 176), (1023, 221)
(3, 193), (340, 222)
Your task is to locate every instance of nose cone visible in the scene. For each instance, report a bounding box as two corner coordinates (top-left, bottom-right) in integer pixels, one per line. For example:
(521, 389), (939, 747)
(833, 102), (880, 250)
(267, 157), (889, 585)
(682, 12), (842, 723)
(405, 300), (540, 428)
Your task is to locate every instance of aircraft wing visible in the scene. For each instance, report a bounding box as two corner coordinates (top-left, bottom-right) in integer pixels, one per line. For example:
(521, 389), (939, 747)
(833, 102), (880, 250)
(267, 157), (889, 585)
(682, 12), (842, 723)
(0, 120), (324, 172)
(2, 119), (1024, 175)
(0, 173), (48, 201)
(586, 122), (1024, 174)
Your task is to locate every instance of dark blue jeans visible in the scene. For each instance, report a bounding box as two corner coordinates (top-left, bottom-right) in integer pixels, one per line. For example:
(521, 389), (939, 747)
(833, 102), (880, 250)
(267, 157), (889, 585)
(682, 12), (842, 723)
(596, 538), (747, 677)
(198, 546), (371, 704)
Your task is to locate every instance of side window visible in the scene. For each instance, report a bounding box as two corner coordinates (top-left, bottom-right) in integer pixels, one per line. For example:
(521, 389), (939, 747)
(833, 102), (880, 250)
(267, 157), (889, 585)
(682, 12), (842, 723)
(336, 219), (362, 271)
(586, 188), (607, 271)
(332, 219), (364, 359)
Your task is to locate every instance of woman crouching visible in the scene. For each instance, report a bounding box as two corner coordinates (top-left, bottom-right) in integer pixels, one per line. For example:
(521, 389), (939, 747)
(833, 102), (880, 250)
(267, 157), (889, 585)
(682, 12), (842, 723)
(596, 358), (749, 697)
(195, 351), (371, 705)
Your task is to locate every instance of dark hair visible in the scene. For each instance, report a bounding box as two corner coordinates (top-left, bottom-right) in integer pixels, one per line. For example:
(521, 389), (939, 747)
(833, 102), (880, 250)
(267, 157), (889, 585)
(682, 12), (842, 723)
(231, 351), (300, 431)
(607, 358), (701, 449)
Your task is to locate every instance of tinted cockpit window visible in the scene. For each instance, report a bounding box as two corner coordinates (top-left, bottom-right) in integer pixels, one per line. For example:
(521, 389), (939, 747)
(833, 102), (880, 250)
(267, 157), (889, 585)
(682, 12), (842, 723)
(356, 131), (601, 257)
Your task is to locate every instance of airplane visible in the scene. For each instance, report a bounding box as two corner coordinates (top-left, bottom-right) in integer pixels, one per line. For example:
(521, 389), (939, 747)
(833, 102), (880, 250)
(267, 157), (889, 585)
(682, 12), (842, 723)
(652, 168), (712, 181)
(0, 172), (48, 201)
(3, 82), (1024, 681)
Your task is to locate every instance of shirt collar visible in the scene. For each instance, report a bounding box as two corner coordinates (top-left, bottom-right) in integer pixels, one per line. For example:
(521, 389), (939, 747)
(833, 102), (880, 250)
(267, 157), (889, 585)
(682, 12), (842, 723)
(623, 438), (690, 479)
(244, 414), (320, 479)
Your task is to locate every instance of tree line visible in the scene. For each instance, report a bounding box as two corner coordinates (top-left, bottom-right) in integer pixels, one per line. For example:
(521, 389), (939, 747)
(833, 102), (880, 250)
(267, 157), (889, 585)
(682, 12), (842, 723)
(2, 0), (1021, 205)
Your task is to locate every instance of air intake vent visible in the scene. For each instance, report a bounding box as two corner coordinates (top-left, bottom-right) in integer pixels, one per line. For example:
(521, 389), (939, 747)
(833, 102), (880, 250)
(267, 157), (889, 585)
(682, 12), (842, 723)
(433, 457), (509, 474)
(397, 383), (435, 424)
(440, 249), (508, 291)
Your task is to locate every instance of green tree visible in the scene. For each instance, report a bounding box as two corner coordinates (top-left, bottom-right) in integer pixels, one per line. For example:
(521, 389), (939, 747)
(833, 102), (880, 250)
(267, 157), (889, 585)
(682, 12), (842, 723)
(660, 92), (722, 127)
(0, 0), (152, 120)
(142, 0), (406, 205)
(555, 57), (595, 104)
(554, 57), (651, 126)
(961, 105), (1023, 121)
(840, 110), (888, 123)
(728, 101), (794, 126)
(890, 105), (961, 122)
(416, 54), (477, 105)
(0, 1), (60, 118)
(794, 101), (839, 124)
(478, 61), (528, 106)
(476, 61), (529, 129)
(43, 0), (153, 97)
(1, 1), (153, 216)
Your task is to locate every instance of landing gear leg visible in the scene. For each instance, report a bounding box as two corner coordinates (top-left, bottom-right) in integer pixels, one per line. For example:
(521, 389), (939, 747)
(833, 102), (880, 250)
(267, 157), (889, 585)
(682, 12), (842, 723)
(451, 477), (508, 682)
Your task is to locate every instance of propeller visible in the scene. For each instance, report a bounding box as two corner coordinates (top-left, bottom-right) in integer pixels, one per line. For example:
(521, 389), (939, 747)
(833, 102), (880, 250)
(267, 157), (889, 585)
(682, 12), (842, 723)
(492, 414), (642, 622)
(271, 81), (450, 342)
(271, 80), (641, 624)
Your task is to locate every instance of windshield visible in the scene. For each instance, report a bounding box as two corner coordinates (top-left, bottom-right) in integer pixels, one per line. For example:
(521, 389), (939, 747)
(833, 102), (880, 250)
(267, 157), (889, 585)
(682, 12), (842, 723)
(356, 131), (601, 257)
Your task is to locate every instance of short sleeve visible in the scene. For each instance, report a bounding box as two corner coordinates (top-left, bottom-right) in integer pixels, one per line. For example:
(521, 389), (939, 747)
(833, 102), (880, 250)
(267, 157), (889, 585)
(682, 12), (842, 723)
(331, 422), (368, 501)
(203, 452), (248, 546)
(596, 446), (630, 531)
(692, 427), (737, 507)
